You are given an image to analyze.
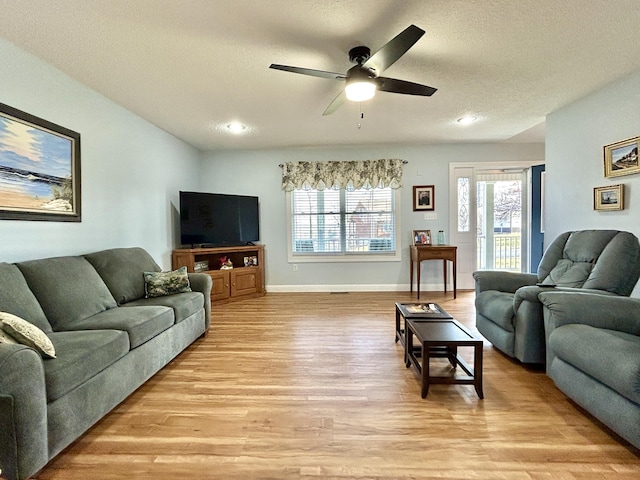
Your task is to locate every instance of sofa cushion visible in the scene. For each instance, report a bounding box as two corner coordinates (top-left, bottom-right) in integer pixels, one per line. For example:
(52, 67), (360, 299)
(124, 291), (204, 324)
(45, 330), (130, 402)
(84, 247), (161, 305)
(0, 262), (53, 332)
(549, 324), (640, 404)
(475, 290), (515, 331)
(143, 267), (192, 298)
(58, 306), (174, 349)
(16, 256), (117, 331)
(0, 312), (56, 358)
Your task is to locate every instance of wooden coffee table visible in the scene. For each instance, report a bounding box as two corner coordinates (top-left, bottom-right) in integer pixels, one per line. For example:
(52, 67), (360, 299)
(405, 318), (484, 399)
(395, 301), (452, 347)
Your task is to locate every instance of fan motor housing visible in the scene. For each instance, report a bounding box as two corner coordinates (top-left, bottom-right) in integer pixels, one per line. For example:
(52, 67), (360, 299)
(349, 46), (371, 65)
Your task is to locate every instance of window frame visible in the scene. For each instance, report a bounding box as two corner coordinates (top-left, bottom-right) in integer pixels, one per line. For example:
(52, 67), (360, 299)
(286, 187), (402, 263)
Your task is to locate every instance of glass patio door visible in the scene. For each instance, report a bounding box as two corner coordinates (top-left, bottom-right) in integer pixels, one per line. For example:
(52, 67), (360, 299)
(476, 171), (527, 272)
(450, 164), (533, 289)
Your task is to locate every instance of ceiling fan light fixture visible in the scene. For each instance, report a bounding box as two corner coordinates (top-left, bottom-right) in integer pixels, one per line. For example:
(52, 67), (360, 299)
(345, 79), (377, 102)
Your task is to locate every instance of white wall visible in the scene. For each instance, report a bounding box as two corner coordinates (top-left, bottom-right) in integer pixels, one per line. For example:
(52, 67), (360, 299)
(546, 69), (640, 296)
(0, 38), (202, 268)
(200, 143), (544, 290)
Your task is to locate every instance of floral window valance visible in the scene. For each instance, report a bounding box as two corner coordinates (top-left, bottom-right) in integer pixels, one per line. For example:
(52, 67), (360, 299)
(281, 158), (405, 191)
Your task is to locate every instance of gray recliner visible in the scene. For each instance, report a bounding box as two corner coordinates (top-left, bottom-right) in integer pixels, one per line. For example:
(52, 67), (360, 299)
(473, 230), (640, 363)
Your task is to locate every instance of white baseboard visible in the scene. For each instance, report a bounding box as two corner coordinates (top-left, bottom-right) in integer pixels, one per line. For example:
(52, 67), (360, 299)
(266, 283), (448, 293)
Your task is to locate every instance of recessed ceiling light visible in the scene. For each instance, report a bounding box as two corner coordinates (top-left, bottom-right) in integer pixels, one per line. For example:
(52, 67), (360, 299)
(456, 115), (478, 125)
(225, 121), (248, 134)
(209, 121), (254, 136)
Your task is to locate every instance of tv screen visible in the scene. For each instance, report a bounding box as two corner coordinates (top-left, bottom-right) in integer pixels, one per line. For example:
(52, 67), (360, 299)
(179, 191), (260, 247)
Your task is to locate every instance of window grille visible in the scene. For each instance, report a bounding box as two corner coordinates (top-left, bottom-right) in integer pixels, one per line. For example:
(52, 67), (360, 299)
(291, 187), (396, 255)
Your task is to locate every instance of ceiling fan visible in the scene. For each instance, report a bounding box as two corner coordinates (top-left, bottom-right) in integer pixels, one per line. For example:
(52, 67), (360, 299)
(270, 24), (437, 115)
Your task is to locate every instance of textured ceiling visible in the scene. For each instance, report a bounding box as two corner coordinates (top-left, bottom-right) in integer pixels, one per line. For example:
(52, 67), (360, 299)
(2, 1), (640, 151)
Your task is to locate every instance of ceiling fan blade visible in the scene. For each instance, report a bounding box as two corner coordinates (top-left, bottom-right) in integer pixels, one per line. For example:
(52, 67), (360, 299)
(362, 24), (425, 74)
(322, 90), (346, 116)
(270, 64), (346, 80)
(376, 77), (437, 96)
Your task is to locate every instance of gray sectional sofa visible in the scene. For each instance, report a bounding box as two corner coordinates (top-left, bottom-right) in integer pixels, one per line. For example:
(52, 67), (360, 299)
(0, 247), (212, 480)
(539, 291), (640, 450)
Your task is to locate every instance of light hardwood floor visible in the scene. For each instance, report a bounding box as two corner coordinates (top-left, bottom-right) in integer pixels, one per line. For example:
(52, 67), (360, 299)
(38, 291), (639, 479)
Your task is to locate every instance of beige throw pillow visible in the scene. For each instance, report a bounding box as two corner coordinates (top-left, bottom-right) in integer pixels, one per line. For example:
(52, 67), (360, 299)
(0, 312), (56, 359)
(0, 328), (18, 345)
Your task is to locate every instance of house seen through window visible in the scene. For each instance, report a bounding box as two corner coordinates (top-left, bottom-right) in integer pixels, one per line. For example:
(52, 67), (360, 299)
(291, 186), (396, 255)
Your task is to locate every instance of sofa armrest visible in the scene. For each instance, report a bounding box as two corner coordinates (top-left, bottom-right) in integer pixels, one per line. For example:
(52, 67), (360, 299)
(539, 291), (640, 335)
(0, 344), (49, 480)
(188, 273), (212, 330)
(473, 270), (537, 294)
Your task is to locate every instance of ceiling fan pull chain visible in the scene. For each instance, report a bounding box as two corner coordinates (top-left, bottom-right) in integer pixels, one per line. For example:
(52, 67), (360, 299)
(357, 103), (365, 129)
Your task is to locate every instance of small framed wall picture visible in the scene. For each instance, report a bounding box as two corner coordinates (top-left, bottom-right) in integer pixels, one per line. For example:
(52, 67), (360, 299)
(413, 185), (434, 211)
(603, 136), (640, 178)
(412, 229), (432, 245)
(594, 184), (624, 211)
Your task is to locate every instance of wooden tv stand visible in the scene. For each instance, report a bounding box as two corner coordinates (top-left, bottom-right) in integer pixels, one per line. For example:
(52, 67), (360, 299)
(172, 245), (265, 304)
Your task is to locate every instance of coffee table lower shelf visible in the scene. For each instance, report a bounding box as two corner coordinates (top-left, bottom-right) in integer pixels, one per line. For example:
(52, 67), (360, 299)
(405, 318), (484, 399)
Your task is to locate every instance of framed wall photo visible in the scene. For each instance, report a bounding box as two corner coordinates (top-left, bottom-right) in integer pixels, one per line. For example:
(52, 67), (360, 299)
(412, 229), (432, 245)
(0, 102), (81, 222)
(413, 185), (434, 211)
(603, 136), (639, 178)
(594, 184), (624, 211)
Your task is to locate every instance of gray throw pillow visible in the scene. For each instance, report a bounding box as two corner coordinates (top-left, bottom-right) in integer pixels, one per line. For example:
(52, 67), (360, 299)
(143, 267), (192, 298)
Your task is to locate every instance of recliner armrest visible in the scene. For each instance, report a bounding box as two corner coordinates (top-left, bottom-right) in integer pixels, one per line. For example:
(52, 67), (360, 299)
(513, 285), (616, 310)
(539, 291), (640, 335)
(473, 270), (537, 294)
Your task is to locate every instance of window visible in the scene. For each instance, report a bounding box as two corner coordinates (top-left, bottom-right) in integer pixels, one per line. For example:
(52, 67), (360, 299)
(457, 177), (470, 232)
(288, 186), (399, 260)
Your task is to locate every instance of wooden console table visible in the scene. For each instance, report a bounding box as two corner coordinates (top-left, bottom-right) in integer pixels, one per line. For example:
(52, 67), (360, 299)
(410, 245), (457, 299)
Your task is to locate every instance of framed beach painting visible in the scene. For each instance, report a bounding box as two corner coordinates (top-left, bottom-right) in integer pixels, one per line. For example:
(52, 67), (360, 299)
(0, 102), (81, 221)
(603, 136), (640, 178)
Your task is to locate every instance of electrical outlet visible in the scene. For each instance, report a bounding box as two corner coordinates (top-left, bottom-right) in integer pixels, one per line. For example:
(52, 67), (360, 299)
(424, 212), (437, 220)
(292, 264), (298, 272)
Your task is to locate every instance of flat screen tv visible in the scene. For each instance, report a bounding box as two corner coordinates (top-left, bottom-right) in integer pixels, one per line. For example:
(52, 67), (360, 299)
(179, 191), (260, 247)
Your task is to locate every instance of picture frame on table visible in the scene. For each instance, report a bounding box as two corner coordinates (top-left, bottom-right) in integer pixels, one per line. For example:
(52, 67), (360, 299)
(244, 255), (258, 267)
(0, 102), (81, 222)
(413, 185), (434, 211)
(193, 260), (209, 272)
(603, 136), (639, 178)
(412, 229), (432, 245)
(593, 184), (624, 211)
